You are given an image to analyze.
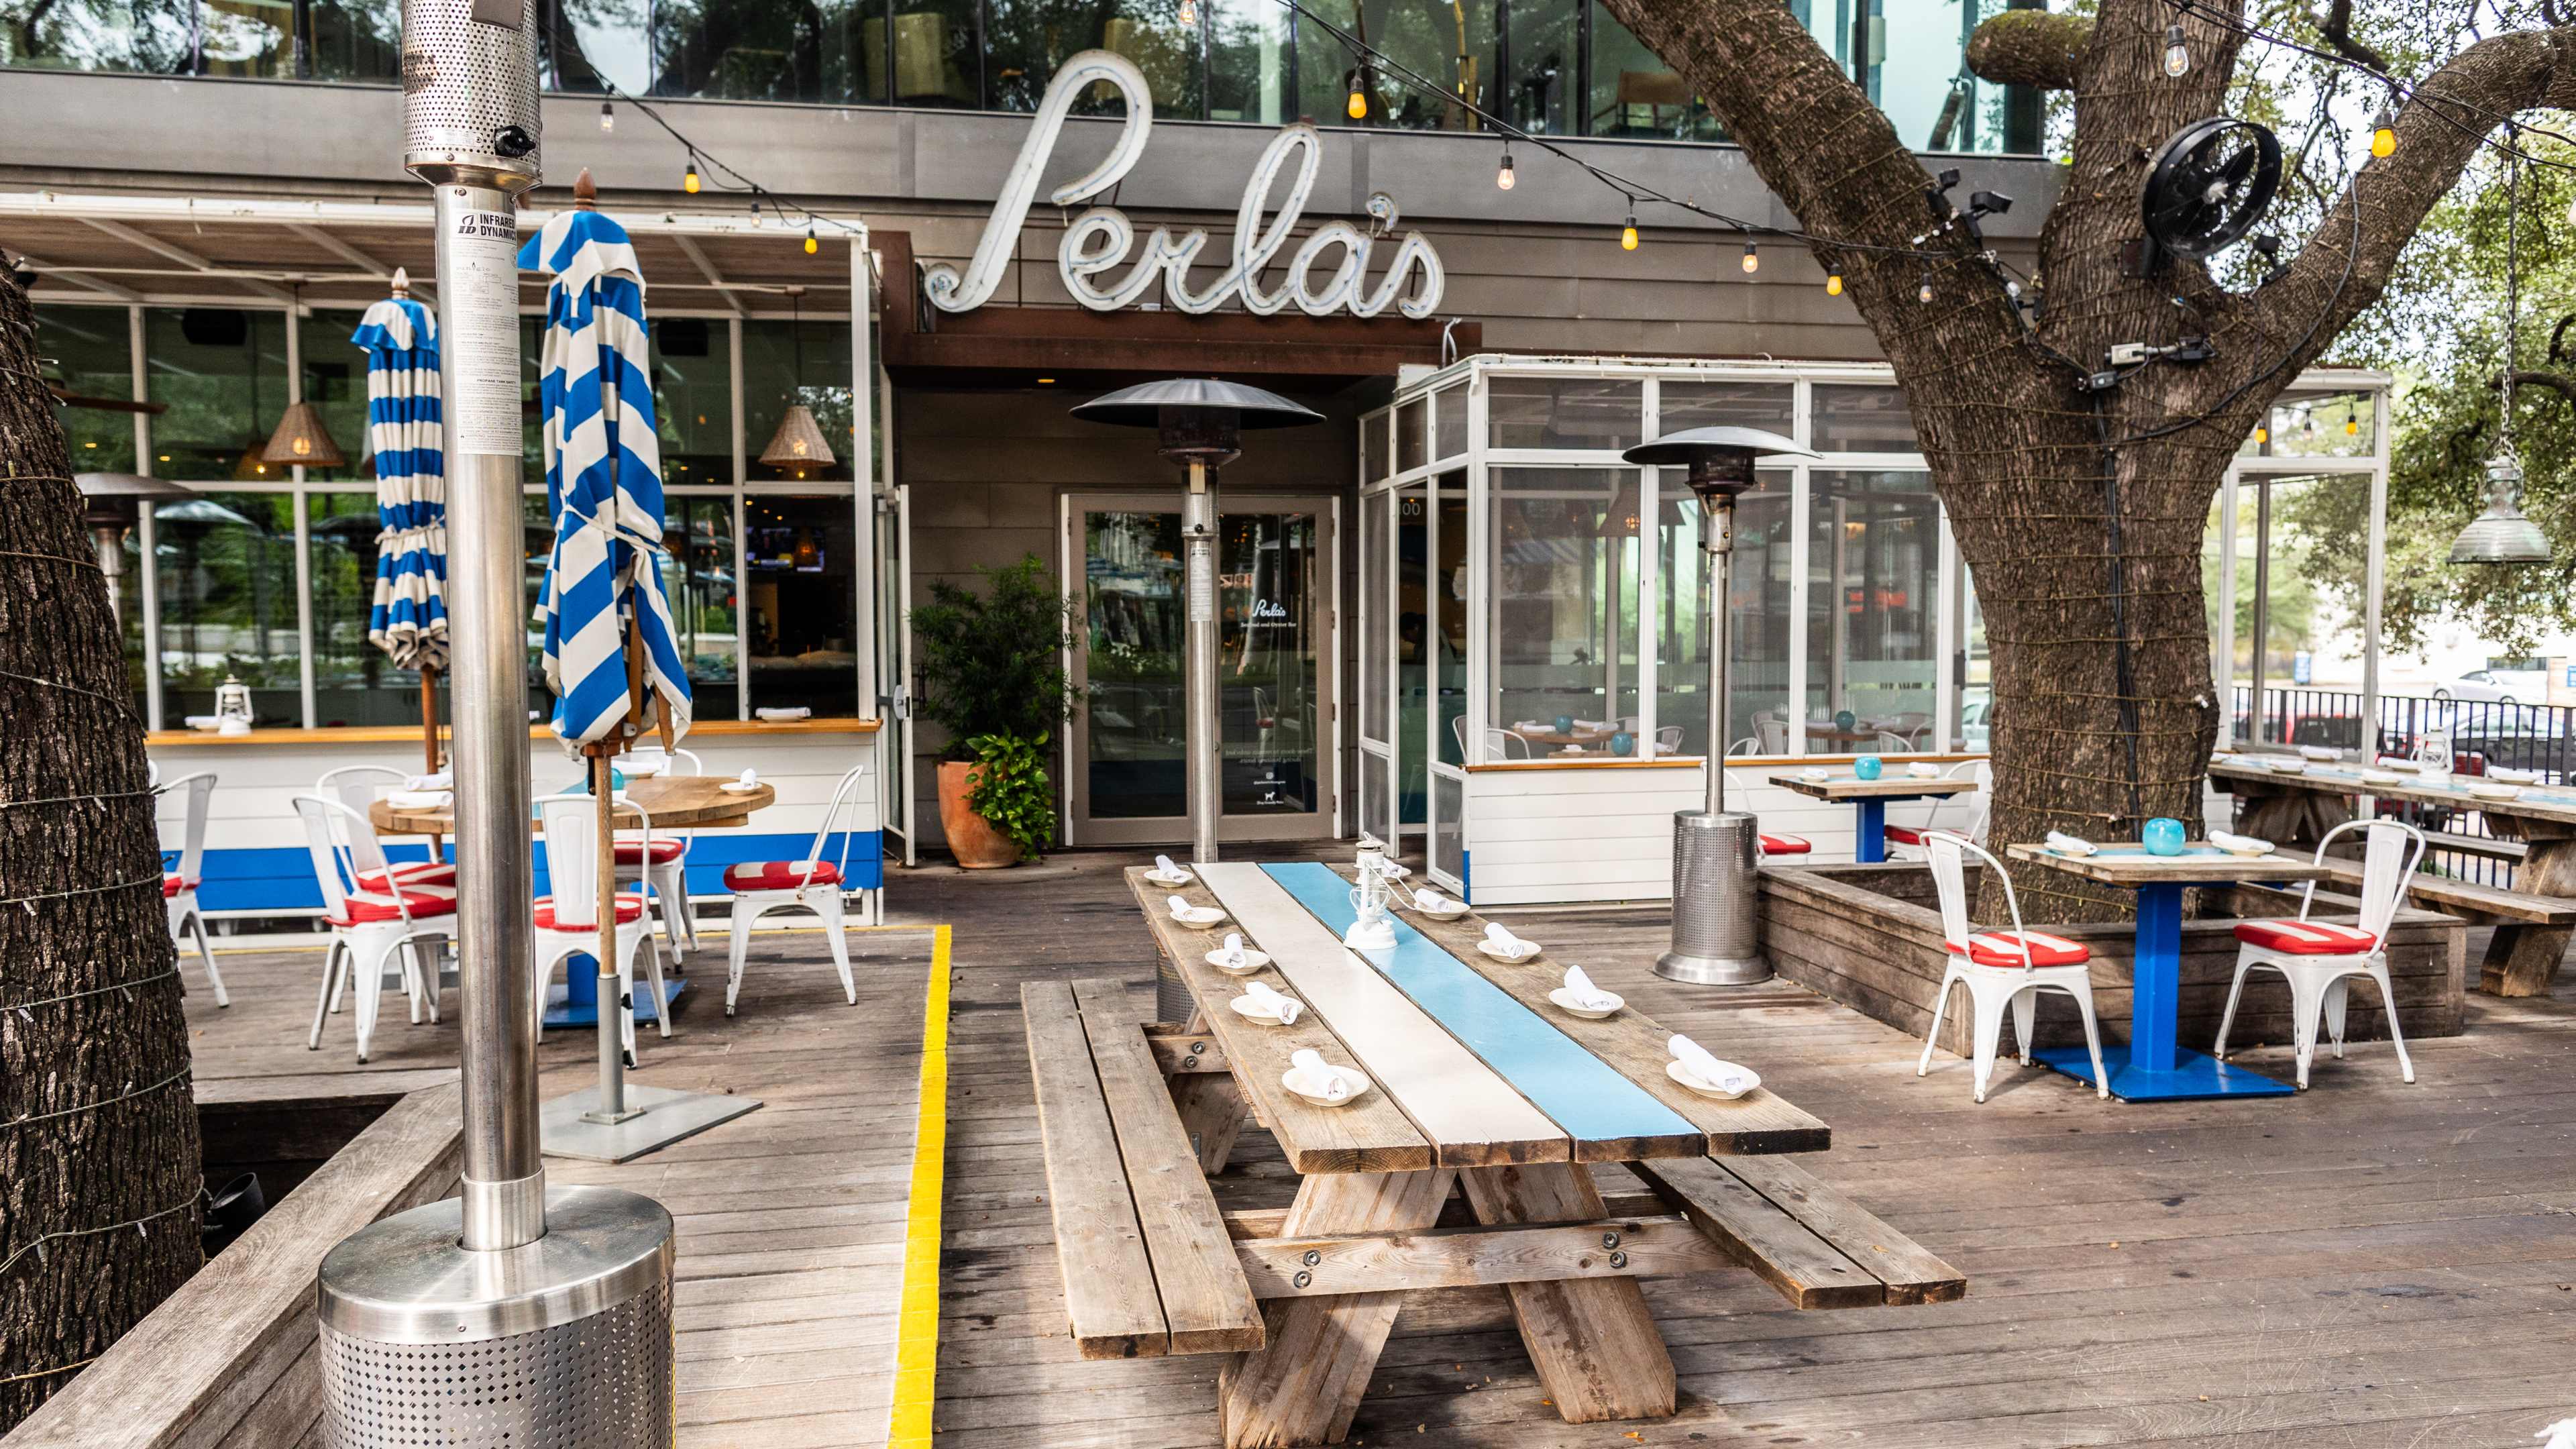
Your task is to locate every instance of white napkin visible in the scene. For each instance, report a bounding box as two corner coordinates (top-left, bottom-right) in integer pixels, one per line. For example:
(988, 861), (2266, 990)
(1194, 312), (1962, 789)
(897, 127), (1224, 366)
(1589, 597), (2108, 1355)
(1574, 718), (1606, 731)
(1241, 980), (1301, 1024)
(1484, 921), (1537, 959)
(2298, 745), (2340, 761)
(1377, 858), (1410, 879)
(1167, 894), (1199, 918)
(1220, 932), (1248, 969)
(1153, 853), (1191, 881)
(1906, 761), (1940, 779)
(1668, 1033), (1735, 1089)
(755, 706), (811, 721)
(1801, 766), (1831, 781)
(1290, 1048), (1349, 1099)
(2046, 830), (2096, 855)
(1412, 888), (1459, 912)
(405, 770), (451, 791)
(2209, 830), (2272, 853)
(2488, 767), (2540, 784)
(737, 768), (759, 787)
(1562, 965), (1618, 1011)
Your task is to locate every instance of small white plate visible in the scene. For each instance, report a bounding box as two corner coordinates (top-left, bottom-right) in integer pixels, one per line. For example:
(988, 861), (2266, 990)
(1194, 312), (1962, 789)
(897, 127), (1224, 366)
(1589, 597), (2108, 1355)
(719, 780), (761, 794)
(1146, 868), (1194, 887)
(2470, 783), (2524, 801)
(1548, 987), (1623, 1019)
(2359, 769), (2403, 786)
(2045, 839), (2100, 858)
(387, 790), (451, 811)
(1228, 994), (1296, 1024)
(1667, 1058), (1760, 1100)
(2298, 745), (2341, 761)
(184, 715), (223, 731)
(621, 757), (668, 777)
(2265, 758), (2311, 774)
(1206, 947), (1272, 973)
(1477, 939), (1541, 963)
(1171, 905), (1228, 929)
(2488, 767), (2540, 784)
(2213, 840), (2275, 859)
(1282, 1063), (1373, 1107)
(1408, 899), (1470, 920)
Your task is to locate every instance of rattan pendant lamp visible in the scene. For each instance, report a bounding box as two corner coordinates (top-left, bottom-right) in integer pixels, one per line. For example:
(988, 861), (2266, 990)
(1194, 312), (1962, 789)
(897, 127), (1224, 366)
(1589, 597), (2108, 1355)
(759, 286), (835, 478)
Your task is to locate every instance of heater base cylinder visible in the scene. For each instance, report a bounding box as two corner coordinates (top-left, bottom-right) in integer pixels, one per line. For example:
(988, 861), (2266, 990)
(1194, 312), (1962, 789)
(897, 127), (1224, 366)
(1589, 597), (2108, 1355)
(1656, 810), (1770, 985)
(317, 1185), (674, 1448)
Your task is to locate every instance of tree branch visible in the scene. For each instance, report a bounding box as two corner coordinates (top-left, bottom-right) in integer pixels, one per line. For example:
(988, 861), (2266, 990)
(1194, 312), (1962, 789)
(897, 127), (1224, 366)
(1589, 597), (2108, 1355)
(2311, 0), (2389, 72)
(2496, 368), (2576, 407)
(1964, 9), (2090, 90)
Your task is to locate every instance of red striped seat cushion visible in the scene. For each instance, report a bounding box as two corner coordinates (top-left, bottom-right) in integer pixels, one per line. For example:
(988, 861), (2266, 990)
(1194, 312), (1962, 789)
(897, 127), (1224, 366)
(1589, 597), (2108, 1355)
(162, 873), (196, 899)
(1759, 834), (1812, 855)
(533, 893), (646, 931)
(612, 838), (687, 865)
(1883, 825), (1927, 847)
(723, 859), (843, 891)
(329, 883), (458, 928)
(1946, 929), (2090, 968)
(354, 861), (457, 892)
(2234, 918), (2377, 955)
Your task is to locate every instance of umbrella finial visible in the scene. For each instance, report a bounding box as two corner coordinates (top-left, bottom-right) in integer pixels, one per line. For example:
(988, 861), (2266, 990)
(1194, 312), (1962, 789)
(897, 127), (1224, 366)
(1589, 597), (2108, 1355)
(574, 168), (598, 212)
(390, 266), (410, 298)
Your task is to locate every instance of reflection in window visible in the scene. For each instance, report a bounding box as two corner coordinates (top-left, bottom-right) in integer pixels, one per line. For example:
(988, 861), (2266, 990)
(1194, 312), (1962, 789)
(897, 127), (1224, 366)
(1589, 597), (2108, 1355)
(1487, 468), (1640, 748)
(1807, 470), (1938, 753)
(37, 305), (137, 473)
(654, 317), (730, 484)
(155, 491), (299, 724)
(1587, 0), (1716, 140)
(652, 0), (861, 100)
(297, 308), (368, 485)
(525, 490), (555, 717)
(1395, 486), (1426, 822)
(1487, 375), (1641, 450)
(547, 0), (655, 93)
(304, 0), (400, 80)
(1660, 380), (1792, 437)
(1811, 382), (1914, 452)
(988, 0), (1201, 115)
(311, 489), (419, 727)
(1083, 510), (1184, 819)
(1655, 473), (1789, 757)
(1220, 510), (1322, 814)
(663, 494), (741, 700)
(867, 0), (978, 105)
(0, 0), (192, 73)
(1299, 0), (1491, 131)
(1206, 0), (1288, 123)
(1361, 490), (1390, 743)
(1501, 0), (1573, 136)
(745, 495), (858, 715)
(744, 315), (853, 482)
(146, 307), (290, 482)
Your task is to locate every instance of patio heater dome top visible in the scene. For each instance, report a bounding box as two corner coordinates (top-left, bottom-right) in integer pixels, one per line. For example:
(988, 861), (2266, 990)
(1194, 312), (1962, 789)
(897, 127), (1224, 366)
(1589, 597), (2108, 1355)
(1623, 426), (1817, 499)
(1070, 377), (1324, 430)
(75, 472), (201, 501)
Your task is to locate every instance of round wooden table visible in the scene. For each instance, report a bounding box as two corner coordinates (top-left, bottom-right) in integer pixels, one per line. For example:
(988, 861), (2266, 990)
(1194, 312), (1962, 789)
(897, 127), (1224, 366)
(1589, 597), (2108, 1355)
(368, 774), (777, 837)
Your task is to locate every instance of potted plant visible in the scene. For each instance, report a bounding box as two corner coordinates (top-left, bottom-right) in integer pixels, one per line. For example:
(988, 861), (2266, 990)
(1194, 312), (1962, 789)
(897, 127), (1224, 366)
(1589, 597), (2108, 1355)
(910, 554), (1078, 867)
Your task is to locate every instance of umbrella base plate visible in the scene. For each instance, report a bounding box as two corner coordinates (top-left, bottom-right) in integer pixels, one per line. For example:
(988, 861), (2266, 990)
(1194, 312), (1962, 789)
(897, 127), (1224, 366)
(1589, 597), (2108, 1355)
(541, 1083), (763, 1163)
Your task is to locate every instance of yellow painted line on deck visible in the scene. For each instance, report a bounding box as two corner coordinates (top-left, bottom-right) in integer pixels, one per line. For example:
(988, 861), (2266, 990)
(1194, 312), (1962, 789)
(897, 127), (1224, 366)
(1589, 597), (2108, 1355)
(886, 922), (951, 1449)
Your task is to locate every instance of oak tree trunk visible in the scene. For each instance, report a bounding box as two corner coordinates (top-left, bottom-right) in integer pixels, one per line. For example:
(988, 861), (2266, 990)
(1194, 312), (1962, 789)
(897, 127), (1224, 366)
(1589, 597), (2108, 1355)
(0, 271), (203, 1428)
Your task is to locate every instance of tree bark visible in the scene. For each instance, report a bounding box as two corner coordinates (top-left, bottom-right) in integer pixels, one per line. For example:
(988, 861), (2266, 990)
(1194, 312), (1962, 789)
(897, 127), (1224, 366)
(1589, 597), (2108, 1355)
(1965, 9), (2090, 91)
(0, 272), (202, 1428)
(1601, 0), (2576, 916)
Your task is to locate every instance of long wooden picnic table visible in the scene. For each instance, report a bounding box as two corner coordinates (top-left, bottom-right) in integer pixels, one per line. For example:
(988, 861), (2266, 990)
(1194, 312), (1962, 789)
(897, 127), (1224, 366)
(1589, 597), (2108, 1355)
(2210, 756), (2576, 995)
(1110, 860), (1910, 1446)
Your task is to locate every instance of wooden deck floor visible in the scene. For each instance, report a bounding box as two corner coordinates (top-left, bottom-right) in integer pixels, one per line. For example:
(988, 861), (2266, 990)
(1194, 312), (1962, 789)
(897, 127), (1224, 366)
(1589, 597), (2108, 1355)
(184, 849), (2576, 1448)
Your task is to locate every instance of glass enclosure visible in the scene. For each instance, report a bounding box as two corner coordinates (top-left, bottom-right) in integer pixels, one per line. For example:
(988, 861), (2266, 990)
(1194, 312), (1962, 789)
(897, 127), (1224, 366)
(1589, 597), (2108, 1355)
(0, 0), (2042, 152)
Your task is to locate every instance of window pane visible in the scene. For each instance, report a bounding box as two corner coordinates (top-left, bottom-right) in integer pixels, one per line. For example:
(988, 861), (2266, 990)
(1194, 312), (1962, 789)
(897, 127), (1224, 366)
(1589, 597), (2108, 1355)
(1432, 769), (1462, 881)
(653, 317), (731, 483)
(146, 308), (292, 482)
(1501, 0), (1574, 136)
(1396, 485), (1427, 823)
(651, 0), (861, 101)
(200, 0), (294, 76)
(744, 315), (853, 482)
(1396, 397), (1426, 473)
(2241, 387), (2377, 460)
(1207, 0), (1289, 123)
(745, 495), (859, 715)
(305, 0), (400, 81)
(988, 0), (1200, 117)
(0, 0), (192, 73)
(297, 308), (370, 486)
(1433, 482), (1466, 764)
(156, 491), (299, 725)
(1299, 0), (1491, 131)
(1807, 470), (1938, 753)
(1362, 490), (1389, 741)
(1083, 509), (1184, 818)
(870, 0), (978, 105)
(1487, 375), (1640, 450)
(1587, 0), (1717, 140)
(38, 305), (136, 473)
(1488, 467), (1640, 749)
(1220, 509), (1322, 815)
(1811, 382), (1913, 452)
(1659, 380), (1792, 436)
(1362, 409), (1389, 482)
(526, 490), (555, 717)
(312, 489), (423, 728)
(1432, 382), (1465, 460)
(663, 495), (741, 706)
(547, 0), (655, 93)
(1655, 470), (1789, 756)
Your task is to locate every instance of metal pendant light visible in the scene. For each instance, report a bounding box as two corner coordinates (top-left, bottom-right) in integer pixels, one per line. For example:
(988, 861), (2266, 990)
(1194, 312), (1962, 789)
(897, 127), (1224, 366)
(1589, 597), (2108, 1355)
(759, 286), (836, 474)
(2454, 141), (2552, 566)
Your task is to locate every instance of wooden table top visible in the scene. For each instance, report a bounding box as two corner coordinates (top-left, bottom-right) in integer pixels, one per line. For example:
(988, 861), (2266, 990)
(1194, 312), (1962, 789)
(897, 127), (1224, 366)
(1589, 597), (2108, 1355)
(1506, 725), (1619, 748)
(1125, 864), (1827, 1175)
(368, 773), (777, 836)
(2209, 756), (2576, 826)
(1768, 772), (1980, 802)
(2003, 841), (2331, 888)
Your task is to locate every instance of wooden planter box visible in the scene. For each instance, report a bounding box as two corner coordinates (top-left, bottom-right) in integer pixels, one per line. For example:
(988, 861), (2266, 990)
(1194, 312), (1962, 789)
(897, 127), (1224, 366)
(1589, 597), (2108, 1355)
(1758, 863), (2468, 1061)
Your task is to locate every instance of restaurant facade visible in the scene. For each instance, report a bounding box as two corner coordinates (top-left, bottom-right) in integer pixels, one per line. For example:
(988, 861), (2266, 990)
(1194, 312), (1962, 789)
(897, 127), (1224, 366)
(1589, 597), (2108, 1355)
(1, 4), (2392, 908)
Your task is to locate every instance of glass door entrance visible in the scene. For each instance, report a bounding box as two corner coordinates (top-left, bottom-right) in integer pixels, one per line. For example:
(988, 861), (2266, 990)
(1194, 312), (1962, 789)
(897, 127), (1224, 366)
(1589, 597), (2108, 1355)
(1065, 494), (1338, 845)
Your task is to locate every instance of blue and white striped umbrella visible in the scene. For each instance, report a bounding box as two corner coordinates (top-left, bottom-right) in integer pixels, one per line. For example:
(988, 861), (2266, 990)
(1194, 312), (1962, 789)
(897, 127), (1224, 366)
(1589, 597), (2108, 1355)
(521, 209), (691, 749)
(352, 292), (447, 672)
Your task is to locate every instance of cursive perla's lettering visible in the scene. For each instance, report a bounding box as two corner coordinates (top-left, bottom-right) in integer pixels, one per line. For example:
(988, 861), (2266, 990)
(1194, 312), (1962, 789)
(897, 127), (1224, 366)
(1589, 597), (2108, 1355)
(920, 49), (1444, 321)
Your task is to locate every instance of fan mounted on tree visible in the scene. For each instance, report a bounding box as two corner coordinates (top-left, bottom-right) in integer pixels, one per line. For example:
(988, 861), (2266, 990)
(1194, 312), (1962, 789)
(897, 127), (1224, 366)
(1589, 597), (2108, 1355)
(2130, 117), (2282, 274)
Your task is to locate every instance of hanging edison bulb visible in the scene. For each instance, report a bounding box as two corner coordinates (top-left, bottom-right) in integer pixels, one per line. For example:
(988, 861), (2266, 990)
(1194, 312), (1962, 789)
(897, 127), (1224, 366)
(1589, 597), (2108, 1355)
(804, 229), (819, 255)
(2162, 23), (2190, 78)
(2370, 103), (2396, 158)
(1917, 272), (1935, 304)
(1621, 215), (1639, 251)
(1346, 72), (1368, 119)
(1826, 272), (1844, 297)
(1177, 0), (1195, 24)
(1496, 150), (1515, 191)
(598, 101), (615, 132)
(1739, 240), (1760, 274)
(683, 158), (702, 194)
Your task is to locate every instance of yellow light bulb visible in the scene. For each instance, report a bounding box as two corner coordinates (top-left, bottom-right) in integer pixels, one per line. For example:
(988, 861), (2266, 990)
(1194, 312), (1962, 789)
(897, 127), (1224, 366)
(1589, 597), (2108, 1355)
(1347, 88), (1367, 119)
(804, 231), (818, 255)
(1825, 273), (1844, 297)
(2345, 415), (2360, 436)
(2255, 425), (2270, 444)
(1740, 241), (1759, 273)
(1620, 218), (1639, 252)
(683, 166), (702, 194)
(2370, 105), (2396, 159)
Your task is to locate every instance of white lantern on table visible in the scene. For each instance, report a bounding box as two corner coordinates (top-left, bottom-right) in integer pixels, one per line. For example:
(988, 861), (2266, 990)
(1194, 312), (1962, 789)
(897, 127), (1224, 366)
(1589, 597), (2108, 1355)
(1344, 841), (1397, 950)
(213, 674), (253, 733)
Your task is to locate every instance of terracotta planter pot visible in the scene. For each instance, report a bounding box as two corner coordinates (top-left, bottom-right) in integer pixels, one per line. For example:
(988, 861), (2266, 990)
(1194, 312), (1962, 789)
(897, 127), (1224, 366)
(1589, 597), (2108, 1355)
(938, 759), (1024, 869)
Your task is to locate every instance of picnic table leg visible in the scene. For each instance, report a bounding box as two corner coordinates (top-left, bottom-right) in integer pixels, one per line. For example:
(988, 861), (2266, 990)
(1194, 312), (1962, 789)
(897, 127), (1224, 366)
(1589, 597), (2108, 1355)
(2482, 827), (2576, 996)
(1171, 1073), (1247, 1175)
(1218, 1169), (1457, 1448)
(1458, 1163), (1677, 1425)
(1855, 800), (1887, 863)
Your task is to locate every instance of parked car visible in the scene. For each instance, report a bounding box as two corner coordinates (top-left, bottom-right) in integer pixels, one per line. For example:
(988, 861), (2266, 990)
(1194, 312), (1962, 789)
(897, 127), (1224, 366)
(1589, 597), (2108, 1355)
(2449, 712), (2573, 775)
(2431, 667), (2543, 704)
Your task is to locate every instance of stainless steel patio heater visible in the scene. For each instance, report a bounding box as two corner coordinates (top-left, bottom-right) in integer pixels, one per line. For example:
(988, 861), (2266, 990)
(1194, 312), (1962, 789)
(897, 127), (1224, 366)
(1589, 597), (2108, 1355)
(1072, 378), (1320, 1022)
(315, 3), (675, 1444)
(1621, 427), (1817, 985)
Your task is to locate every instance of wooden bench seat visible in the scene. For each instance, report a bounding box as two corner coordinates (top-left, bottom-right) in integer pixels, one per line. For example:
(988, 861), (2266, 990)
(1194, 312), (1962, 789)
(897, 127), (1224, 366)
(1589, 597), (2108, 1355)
(2313, 857), (2576, 926)
(1024, 977), (1266, 1360)
(1631, 1154), (1967, 1307)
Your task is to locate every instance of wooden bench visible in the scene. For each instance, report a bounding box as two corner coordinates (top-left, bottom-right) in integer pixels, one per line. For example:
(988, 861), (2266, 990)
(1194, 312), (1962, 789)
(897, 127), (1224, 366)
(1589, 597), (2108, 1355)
(2312, 857), (2576, 927)
(1630, 1155), (1966, 1307)
(1023, 977), (1265, 1359)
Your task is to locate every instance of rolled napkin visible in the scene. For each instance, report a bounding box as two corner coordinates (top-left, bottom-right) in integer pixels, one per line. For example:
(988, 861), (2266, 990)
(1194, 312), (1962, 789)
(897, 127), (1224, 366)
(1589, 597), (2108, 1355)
(1241, 980), (1301, 1024)
(1290, 1048), (1350, 1100)
(755, 706), (812, 721)
(1562, 965), (1619, 1011)
(2298, 745), (2341, 761)
(1668, 1033), (1734, 1088)
(1378, 858), (1410, 879)
(2045, 830), (2096, 855)
(738, 768), (759, 787)
(1907, 761), (1941, 779)
(1483, 921), (1537, 959)
(1153, 853), (1191, 881)
(2375, 755), (2419, 770)
(405, 770), (452, 792)
(2488, 766), (2540, 784)
(2209, 830), (2273, 854)
(1167, 894), (1199, 918)
(1573, 718), (1607, 731)
(1411, 887), (1461, 912)
(1800, 766), (1831, 782)
(1220, 932), (1248, 969)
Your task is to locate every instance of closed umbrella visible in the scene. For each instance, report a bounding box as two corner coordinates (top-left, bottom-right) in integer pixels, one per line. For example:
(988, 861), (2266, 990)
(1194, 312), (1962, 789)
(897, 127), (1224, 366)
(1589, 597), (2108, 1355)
(351, 269), (448, 775)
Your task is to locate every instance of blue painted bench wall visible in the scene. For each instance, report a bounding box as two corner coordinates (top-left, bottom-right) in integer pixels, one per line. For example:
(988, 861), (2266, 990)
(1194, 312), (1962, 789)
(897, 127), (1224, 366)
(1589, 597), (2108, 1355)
(174, 831), (885, 916)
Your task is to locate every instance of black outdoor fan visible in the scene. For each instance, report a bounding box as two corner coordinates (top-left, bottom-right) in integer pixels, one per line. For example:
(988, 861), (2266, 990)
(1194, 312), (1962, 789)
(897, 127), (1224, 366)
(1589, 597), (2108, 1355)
(2135, 117), (2282, 270)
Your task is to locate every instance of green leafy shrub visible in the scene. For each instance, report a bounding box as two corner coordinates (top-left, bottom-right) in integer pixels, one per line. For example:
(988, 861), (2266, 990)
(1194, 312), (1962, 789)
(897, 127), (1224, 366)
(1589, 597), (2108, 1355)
(910, 554), (1078, 761)
(962, 731), (1057, 861)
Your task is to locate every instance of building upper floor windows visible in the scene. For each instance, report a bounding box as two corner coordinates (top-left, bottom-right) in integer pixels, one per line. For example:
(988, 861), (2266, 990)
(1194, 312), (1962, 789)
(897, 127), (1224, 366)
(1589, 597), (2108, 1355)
(0, 0), (2045, 155)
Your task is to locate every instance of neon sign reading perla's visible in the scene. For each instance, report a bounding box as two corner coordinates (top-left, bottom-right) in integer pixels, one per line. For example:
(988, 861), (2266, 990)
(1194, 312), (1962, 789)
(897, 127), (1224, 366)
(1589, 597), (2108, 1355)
(922, 49), (1445, 321)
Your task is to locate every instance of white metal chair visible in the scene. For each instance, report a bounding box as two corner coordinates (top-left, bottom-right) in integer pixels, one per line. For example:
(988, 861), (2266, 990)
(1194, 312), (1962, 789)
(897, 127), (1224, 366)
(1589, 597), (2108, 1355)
(614, 747), (703, 963)
(1481, 728), (1532, 760)
(1754, 713), (1790, 755)
(1885, 759), (1994, 859)
(314, 765), (457, 892)
(721, 763), (871, 1016)
(1726, 736), (1760, 757)
(1919, 832), (2109, 1103)
(1655, 724), (1684, 754)
(2215, 818), (2425, 1088)
(158, 769), (227, 1007)
(1721, 767), (1812, 859)
(292, 795), (452, 1062)
(535, 792), (672, 1066)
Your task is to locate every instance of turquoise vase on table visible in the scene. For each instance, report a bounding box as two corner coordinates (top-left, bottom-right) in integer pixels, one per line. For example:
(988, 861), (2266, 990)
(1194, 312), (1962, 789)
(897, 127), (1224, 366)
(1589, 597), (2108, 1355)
(2143, 817), (2186, 855)
(1610, 731), (1635, 757)
(1833, 708), (1857, 731)
(1554, 714), (1575, 735)
(1853, 755), (1883, 781)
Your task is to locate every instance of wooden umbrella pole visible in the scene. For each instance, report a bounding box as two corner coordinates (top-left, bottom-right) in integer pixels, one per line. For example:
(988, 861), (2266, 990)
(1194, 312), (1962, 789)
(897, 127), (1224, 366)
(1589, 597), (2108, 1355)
(422, 666), (445, 863)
